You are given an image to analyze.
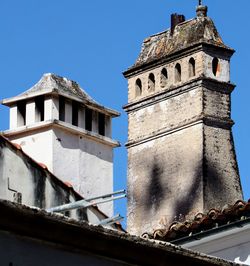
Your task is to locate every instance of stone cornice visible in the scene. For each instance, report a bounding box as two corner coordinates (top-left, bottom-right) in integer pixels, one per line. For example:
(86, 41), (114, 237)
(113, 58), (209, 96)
(123, 78), (235, 113)
(126, 115), (234, 148)
(2, 120), (120, 148)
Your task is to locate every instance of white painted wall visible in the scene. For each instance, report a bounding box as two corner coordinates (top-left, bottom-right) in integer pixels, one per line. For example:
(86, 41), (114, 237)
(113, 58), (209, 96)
(26, 100), (36, 126)
(44, 96), (59, 121)
(182, 223), (250, 265)
(9, 105), (18, 129)
(53, 127), (114, 216)
(9, 129), (54, 171)
(7, 126), (114, 217)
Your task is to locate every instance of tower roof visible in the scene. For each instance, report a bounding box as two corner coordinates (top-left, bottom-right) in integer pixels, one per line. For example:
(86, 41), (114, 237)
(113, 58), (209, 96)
(2, 73), (119, 117)
(124, 15), (234, 75)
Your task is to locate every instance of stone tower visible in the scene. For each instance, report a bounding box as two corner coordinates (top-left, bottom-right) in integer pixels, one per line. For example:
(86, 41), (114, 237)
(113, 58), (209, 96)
(123, 5), (243, 235)
(2, 73), (120, 216)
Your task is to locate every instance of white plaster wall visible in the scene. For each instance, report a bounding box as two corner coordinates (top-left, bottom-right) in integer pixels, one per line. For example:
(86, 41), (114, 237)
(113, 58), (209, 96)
(0, 230), (127, 266)
(44, 96), (59, 121)
(8, 129), (54, 171)
(9, 105), (18, 129)
(26, 100), (36, 126)
(0, 146), (35, 205)
(52, 127), (114, 217)
(6, 126), (114, 217)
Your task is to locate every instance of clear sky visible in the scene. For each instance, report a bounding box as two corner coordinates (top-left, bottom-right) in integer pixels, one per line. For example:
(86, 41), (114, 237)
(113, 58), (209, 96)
(0, 0), (249, 227)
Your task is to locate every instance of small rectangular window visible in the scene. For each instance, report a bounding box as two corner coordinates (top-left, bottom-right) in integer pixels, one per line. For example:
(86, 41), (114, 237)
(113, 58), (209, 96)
(85, 108), (92, 131)
(35, 96), (45, 122)
(72, 101), (79, 127)
(98, 113), (105, 136)
(17, 101), (26, 126)
(59, 96), (65, 122)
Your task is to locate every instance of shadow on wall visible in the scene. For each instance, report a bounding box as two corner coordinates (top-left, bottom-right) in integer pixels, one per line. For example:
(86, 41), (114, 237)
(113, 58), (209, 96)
(145, 159), (168, 212)
(53, 130), (113, 163)
(144, 157), (226, 222)
(203, 157), (230, 210)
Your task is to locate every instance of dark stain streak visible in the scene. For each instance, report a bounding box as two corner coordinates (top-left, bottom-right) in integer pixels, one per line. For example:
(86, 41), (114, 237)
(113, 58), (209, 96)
(32, 167), (46, 208)
(145, 159), (169, 213)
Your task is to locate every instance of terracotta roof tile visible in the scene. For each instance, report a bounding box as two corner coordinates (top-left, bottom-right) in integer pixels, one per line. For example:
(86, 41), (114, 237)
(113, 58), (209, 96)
(64, 181), (73, 188)
(12, 142), (22, 150)
(144, 199), (250, 242)
(38, 162), (48, 170)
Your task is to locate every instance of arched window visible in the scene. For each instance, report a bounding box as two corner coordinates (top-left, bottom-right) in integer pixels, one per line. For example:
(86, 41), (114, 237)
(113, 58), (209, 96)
(135, 78), (142, 97)
(212, 57), (220, 77)
(148, 73), (155, 91)
(175, 63), (181, 83)
(189, 58), (196, 77)
(160, 68), (168, 88)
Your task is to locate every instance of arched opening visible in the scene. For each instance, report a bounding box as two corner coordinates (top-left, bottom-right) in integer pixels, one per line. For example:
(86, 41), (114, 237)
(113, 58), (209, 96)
(189, 58), (196, 77)
(175, 63), (181, 83)
(148, 73), (155, 91)
(135, 78), (142, 97)
(212, 57), (220, 77)
(160, 68), (168, 88)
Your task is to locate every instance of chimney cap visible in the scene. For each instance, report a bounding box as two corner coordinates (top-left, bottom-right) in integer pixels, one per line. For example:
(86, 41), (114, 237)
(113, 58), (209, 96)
(170, 13), (185, 35)
(196, 4), (208, 17)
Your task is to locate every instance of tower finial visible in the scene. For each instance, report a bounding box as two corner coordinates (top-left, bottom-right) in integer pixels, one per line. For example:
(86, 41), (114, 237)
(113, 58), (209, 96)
(196, 0), (207, 17)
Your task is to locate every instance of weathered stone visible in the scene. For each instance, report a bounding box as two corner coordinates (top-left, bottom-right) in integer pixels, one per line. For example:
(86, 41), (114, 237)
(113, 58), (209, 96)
(124, 7), (243, 236)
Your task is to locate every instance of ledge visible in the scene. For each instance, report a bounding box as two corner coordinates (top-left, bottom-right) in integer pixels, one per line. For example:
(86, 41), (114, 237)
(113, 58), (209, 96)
(123, 77), (235, 113)
(2, 120), (120, 148)
(126, 115), (234, 148)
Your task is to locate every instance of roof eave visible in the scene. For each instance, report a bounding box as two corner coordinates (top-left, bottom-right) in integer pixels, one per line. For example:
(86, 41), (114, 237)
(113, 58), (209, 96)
(1, 88), (120, 117)
(123, 42), (235, 78)
(1, 88), (54, 106)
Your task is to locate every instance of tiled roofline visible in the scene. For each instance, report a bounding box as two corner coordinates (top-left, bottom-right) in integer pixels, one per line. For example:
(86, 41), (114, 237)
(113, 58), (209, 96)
(123, 42), (235, 78)
(171, 216), (250, 246)
(143, 199), (250, 243)
(0, 199), (238, 266)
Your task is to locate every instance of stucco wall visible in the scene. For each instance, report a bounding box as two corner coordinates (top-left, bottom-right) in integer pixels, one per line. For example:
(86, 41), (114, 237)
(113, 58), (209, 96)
(53, 127), (114, 216)
(5, 126), (114, 217)
(0, 137), (107, 224)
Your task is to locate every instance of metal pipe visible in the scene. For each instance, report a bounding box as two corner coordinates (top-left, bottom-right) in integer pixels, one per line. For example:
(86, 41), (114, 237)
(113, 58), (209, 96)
(97, 214), (123, 226)
(85, 189), (126, 202)
(47, 194), (126, 213)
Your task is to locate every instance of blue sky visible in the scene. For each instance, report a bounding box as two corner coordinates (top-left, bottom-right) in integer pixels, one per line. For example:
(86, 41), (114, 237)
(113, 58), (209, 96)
(0, 0), (249, 226)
